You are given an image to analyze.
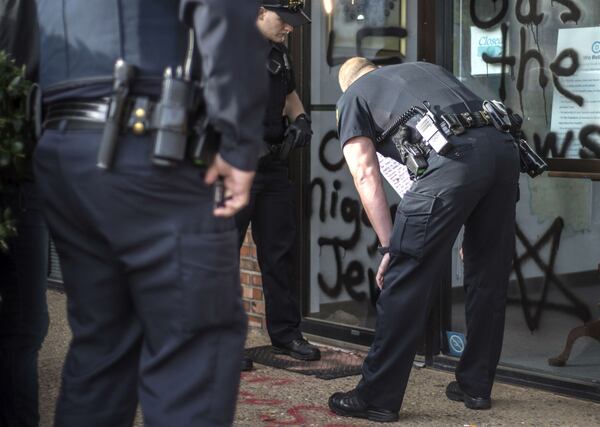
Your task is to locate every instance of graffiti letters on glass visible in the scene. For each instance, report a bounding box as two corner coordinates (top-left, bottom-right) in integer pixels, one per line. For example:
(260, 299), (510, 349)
(311, 131), (397, 304)
(470, 0), (598, 159)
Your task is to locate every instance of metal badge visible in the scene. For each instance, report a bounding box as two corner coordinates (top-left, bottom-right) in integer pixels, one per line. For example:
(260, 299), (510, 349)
(267, 58), (283, 75)
(287, 0), (304, 12)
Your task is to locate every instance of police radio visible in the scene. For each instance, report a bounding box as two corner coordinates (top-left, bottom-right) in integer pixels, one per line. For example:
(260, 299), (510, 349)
(152, 65), (197, 166)
(152, 29), (201, 167)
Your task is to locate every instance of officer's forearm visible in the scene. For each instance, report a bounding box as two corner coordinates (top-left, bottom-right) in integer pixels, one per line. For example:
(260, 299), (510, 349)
(284, 91), (306, 121)
(343, 137), (393, 246)
(354, 168), (393, 247)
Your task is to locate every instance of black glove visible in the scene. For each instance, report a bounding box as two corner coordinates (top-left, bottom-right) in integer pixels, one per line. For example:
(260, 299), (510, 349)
(284, 113), (312, 148)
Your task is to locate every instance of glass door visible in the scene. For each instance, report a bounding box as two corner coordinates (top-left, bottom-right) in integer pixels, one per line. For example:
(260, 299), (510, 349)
(303, 0), (417, 343)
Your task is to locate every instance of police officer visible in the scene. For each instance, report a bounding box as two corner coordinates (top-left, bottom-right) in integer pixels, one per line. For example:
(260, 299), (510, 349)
(0, 1), (49, 426)
(33, 1), (267, 426)
(238, 0), (318, 372)
(328, 58), (520, 422)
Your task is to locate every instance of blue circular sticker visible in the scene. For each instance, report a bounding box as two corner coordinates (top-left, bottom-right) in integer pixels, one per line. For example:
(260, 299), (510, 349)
(592, 41), (600, 54)
(449, 334), (465, 354)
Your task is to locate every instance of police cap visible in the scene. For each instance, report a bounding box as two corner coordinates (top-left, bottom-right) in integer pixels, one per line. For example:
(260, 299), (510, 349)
(262, 0), (311, 27)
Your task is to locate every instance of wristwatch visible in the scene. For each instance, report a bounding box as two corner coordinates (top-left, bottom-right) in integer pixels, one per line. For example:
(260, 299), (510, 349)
(377, 246), (390, 256)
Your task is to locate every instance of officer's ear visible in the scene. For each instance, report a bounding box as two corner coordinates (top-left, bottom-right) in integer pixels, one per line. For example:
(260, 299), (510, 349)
(257, 6), (267, 20)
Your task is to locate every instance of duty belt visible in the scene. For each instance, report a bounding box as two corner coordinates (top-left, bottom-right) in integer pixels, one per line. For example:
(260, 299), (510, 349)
(43, 97), (159, 134)
(437, 110), (494, 136)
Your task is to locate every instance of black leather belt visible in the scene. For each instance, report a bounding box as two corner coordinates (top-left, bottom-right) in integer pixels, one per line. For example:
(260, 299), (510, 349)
(43, 97), (159, 134)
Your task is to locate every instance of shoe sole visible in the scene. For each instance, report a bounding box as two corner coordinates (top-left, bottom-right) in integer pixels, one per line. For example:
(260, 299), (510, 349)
(271, 346), (321, 361)
(328, 402), (399, 423)
(446, 389), (491, 410)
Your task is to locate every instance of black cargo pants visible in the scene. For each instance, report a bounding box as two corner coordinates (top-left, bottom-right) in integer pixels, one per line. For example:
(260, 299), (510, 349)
(34, 127), (246, 427)
(234, 160), (301, 346)
(356, 127), (520, 412)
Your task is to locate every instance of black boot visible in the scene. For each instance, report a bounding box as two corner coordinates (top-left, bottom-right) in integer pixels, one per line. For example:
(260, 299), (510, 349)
(446, 381), (491, 410)
(272, 338), (321, 361)
(328, 389), (399, 423)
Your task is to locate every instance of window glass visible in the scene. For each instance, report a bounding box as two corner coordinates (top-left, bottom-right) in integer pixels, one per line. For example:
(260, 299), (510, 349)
(450, 0), (600, 386)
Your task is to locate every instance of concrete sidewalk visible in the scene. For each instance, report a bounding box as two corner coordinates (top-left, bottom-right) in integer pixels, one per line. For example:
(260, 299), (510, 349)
(40, 290), (599, 426)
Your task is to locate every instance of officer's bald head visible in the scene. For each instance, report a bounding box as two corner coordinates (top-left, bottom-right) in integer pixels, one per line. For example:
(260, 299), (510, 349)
(338, 57), (377, 92)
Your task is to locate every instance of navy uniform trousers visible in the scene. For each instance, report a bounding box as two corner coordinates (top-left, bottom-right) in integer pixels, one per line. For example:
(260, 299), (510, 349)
(356, 128), (520, 412)
(234, 160), (301, 346)
(0, 182), (49, 427)
(33, 127), (246, 427)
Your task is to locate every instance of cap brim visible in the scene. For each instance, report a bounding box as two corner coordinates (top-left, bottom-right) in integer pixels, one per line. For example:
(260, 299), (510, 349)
(273, 9), (311, 27)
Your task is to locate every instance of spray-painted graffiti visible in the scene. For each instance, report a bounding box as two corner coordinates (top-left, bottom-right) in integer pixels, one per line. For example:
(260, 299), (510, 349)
(510, 217), (592, 332)
(310, 1), (599, 312)
(471, 0), (599, 159)
(311, 131), (394, 305)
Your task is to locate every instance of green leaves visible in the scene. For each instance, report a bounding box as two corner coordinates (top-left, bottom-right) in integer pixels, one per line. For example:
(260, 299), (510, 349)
(0, 50), (35, 250)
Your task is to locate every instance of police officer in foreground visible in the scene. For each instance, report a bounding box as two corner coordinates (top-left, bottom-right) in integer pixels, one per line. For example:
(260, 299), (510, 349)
(238, 0), (319, 371)
(328, 58), (521, 422)
(0, 1), (49, 425)
(33, 1), (267, 426)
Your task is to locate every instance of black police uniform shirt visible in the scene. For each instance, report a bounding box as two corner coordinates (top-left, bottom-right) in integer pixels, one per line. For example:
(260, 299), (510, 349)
(336, 62), (484, 161)
(263, 42), (296, 144)
(35, 0), (268, 172)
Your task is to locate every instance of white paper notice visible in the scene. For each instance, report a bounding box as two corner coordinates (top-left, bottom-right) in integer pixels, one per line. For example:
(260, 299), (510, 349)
(376, 153), (413, 199)
(470, 26), (503, 76)
(550, 27), (600, 158)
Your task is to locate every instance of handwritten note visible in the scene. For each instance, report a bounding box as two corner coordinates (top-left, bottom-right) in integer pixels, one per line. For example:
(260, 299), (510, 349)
(376, 153), (413, 199)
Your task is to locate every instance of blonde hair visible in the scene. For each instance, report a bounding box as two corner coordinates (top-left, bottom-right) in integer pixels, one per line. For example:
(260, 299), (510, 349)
(338, 57), (377, 92)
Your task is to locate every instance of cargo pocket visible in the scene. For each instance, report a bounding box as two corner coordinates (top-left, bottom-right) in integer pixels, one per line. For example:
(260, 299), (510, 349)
(390, 191), (437, 260)
(177, 228), (240, 334)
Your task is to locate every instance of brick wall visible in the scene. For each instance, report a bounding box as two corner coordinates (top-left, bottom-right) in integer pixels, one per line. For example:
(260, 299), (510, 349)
(239, 228), (266, 328)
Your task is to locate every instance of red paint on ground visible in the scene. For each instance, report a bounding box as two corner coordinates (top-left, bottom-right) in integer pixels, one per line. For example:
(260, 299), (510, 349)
(259, 404), (354, 426)
(238, 390), (284, 406)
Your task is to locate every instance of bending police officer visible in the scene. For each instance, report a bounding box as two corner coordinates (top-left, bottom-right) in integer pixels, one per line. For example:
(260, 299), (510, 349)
(328, 58), (521, 422)
(238, 0), (319, 372)
(33, 1), (267, 426)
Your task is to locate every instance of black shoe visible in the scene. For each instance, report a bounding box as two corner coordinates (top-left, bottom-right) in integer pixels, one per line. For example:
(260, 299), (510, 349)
(328, 390), (399, 423)
(272, 338), (321, 361)
(445, 381), (491, 410)
(241, 357), (253, 372)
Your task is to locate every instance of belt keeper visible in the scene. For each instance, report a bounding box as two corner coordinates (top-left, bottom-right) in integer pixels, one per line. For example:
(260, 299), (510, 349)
(460, 112), (474, 128)
(441, 113), (465, 135)
(480, 110), (492, 125)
